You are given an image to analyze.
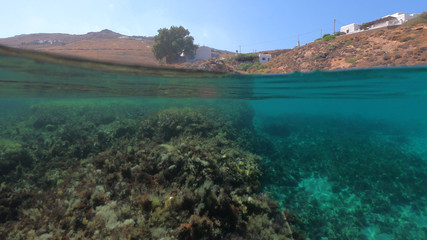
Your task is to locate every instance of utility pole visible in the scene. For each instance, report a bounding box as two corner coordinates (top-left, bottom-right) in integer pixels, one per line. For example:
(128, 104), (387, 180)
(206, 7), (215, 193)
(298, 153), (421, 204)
(320, 29), (322, 38)
(239, 45), (241, 54)
(298, 34), (300, 47)
(334, 19), (336, 34)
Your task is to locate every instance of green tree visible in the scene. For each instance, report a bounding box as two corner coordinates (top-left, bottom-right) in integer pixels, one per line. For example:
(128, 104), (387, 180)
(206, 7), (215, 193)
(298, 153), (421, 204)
(322, 34), (336, 41)
(152, 26), (197, 64)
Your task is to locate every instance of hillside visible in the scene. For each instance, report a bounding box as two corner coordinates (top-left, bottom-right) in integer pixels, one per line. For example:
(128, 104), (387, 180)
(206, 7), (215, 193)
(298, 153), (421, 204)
(41, 38), (157, 65)
(1, 23), (426, 73)
(0, 29), (158, 66)
(252, 23), (426, 74)
(0, 29), (234, 70)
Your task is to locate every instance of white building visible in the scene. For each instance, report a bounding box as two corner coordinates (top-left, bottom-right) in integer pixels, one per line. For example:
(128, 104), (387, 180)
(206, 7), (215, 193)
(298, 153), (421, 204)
(369, 17), (398, 29)
(192, 46), (212, 61)
(340, 12), (420, 34)
(386, 12), (420, 25)
(259, 53), (272, 64)
(340, 23), (361, 34)
(367, 12), (420, 30)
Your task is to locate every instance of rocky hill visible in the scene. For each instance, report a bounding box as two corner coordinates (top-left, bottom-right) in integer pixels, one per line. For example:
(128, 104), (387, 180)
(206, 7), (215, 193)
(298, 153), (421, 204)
(0, 29), (158, 66)
(252, 22), (426, 74)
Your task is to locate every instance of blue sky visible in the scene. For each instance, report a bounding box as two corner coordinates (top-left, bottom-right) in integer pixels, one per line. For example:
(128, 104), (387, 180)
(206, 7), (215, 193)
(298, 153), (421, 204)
(1, 0), (425, 52)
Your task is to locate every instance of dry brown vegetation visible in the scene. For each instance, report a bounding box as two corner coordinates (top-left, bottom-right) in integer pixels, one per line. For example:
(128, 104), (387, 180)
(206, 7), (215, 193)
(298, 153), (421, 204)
(254, 23), (427, 74)
(0, 30), (158, 66)
(41, 38), (157, 66)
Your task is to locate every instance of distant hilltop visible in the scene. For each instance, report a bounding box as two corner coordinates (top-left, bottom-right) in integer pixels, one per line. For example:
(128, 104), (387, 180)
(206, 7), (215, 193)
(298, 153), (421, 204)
(0, 29), (154, 48)
(0, 29), (159, 66)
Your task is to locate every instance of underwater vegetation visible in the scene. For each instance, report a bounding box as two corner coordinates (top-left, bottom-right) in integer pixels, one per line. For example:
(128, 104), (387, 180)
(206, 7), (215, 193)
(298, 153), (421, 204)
(1, 98), (426, 239)
(258, 114), (427, 239)
(0, 100), (301, 240)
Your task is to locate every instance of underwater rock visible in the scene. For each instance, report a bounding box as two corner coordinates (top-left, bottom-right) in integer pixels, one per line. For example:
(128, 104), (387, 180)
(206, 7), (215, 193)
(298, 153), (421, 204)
(0, 104), (298, 239)
(0, 185), (33, 224)
(139, 107), (223, 142)
(0, 139), (33, 177)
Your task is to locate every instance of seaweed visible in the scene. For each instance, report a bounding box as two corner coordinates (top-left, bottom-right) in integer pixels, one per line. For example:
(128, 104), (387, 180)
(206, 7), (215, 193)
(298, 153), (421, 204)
(0, 100), (297, 240)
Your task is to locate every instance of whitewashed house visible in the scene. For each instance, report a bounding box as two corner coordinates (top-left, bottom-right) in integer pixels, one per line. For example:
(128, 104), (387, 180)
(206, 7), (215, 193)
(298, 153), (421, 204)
(340, 12), (420, 34)
(340, 23), (361, 34)
(259, 53), (272, 64)
(364, 15), (400, 30)
(385, 12), (420, 25)
(366, 12), (420, 30)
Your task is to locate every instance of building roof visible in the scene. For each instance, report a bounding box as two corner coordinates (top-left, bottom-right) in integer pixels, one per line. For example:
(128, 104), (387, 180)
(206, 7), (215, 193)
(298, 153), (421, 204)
(361, 16), (397, 29)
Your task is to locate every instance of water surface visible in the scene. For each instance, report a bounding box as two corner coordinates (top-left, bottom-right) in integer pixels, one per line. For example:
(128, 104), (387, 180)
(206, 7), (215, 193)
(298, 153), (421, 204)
(1, 47), (426, 239)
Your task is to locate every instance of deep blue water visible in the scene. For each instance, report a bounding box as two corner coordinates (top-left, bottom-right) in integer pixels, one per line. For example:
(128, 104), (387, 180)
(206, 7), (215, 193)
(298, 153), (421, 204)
(1, 47), (426, 239)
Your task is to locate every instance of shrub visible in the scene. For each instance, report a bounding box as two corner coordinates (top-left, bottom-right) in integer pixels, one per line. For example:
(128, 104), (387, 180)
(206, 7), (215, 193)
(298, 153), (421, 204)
(334, 32), (346, 36)
(237, 62), (261, 71)
(328, 45), (338, 50)
(234, 54), (258, 62)
(403, 12), (427, 26)
(400, 36), (412, 42)
(256, 64), (270, 72)
(345, 40), (354, 46)
(345, 58), (357, 63)
(313, 53), (328, 60)
(322, 34), (336, 42)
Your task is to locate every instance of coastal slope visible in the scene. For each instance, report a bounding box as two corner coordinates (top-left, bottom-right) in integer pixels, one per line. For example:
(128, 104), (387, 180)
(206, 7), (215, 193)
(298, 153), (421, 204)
(253, 23), (426, 74)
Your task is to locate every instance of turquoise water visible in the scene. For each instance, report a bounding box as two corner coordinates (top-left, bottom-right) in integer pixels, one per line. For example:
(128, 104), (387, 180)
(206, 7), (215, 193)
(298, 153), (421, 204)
(1, 48), (427, 239)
